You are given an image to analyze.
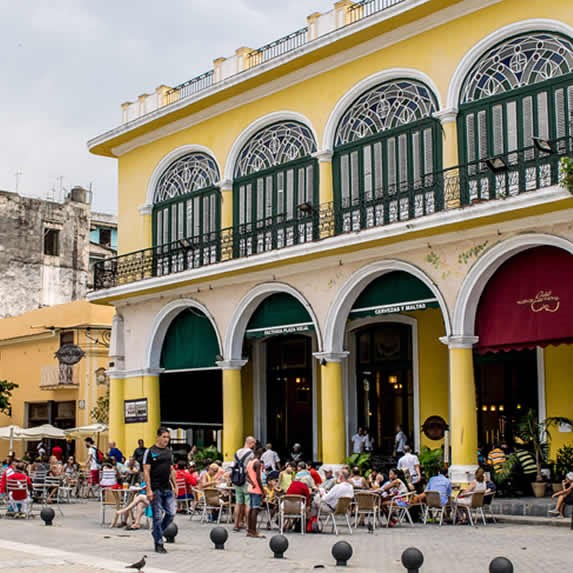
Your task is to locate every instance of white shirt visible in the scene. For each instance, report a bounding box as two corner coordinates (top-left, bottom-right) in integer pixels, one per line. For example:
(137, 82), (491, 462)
(398, 452), (421, 483)
(261, 449), (280, 471)
(88, 446), (99, 471)
(395, 431), (407, 453)
(351, 434), (365, 454)
(323, 481), (354, 509)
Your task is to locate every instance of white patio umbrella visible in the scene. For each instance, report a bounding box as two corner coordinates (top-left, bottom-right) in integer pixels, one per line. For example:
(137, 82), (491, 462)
(64, 423), (108, 438)
(18, 424), (66, 440)
(0, 425), (24, 451)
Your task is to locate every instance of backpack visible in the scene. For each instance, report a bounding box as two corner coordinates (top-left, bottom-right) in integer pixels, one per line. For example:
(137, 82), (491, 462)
(93, 447), (104, 465)
(230, 451), (251, 486)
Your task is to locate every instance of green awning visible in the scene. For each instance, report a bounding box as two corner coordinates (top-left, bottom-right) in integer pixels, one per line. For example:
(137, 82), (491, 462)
(350, 271), (439, 318)
(160, 309), (220, 370)
(246, 293), (314, 338)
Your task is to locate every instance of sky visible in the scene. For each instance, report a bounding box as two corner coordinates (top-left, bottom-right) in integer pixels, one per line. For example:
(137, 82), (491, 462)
(0, 0), (335, 214)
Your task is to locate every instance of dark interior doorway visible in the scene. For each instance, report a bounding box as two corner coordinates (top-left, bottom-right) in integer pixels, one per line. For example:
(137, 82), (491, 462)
(266, 336), (313, 459)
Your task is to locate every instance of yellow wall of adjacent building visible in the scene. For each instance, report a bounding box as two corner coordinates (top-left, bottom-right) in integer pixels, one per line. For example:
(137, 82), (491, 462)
(544, 344), (573, 454)
(0, 301), (114, 461)
(112, 0), (572, 254)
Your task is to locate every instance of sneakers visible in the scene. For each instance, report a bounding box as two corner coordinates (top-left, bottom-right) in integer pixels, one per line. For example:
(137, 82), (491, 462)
(548, 509), (559, 515)
(155, 544), (167, 554)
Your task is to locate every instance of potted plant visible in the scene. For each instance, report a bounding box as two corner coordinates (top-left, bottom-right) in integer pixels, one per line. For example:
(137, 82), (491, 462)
(418, 446), (443, 480)
(559, 156), (573, 193)
(553, 444), (573, 493)
(514, 409), (573, 497)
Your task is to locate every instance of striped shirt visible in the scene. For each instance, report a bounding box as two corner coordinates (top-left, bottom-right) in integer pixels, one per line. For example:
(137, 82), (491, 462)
(487, 448), (506, 472)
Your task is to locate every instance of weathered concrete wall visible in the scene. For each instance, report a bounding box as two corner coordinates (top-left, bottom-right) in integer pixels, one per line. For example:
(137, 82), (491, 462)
(0, 190), (91, 318)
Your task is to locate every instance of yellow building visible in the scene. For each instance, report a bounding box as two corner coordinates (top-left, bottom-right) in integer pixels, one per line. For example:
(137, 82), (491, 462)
(88, 0), (573, 480)
(0, 301), (114, 459)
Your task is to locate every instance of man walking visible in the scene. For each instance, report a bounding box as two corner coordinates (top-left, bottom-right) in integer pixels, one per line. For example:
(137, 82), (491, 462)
(143, 427), (176, 554)
(232, 436), (255, 532)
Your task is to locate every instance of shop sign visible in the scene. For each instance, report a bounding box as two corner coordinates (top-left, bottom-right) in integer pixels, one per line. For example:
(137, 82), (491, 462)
(422, 415), (449, 440)
(350, 298), (439, 318)
(246, 322), (312, 338)
(516, 290), (560, 313)
(55, 344), (85, 365)
(124, 398), (148, 424)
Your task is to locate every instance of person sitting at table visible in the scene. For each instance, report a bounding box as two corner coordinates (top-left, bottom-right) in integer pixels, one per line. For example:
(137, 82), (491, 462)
(123, 457), (141, 486)
(454, 467), (488, 523)
(100, 460), (121, 489)
(549, 472), (573, 517)
(4, 463), (33, 516)
(294, 462), (315, 491)
(278, 463), (295, 493)
(286, 475), (311, 506)
(312, 469), (354, 517)
(113, 482), (150, 529)
(417, 467), (452, 506)
(198, 462), (222, 489)
(379, 468), (410, 525)
(309, 462), (322, 487)
(349, 466), (368, 489)
(175, 461), (197, 500)
(321, 467), (336, 492)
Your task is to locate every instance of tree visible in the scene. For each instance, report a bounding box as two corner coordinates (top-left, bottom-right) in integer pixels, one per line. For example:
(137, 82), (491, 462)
(90, 388), (109, 425)
(0, 379), (18, 416)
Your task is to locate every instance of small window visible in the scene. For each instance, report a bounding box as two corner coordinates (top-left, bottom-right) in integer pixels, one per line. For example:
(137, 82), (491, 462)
(99, 228), (111, 246)
(60, 331), (74, 346)
(44, 228), (60, 256)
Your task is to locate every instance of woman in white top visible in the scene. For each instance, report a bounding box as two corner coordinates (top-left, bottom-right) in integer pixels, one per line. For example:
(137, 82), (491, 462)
(456, 467), (487, 507)
(349, 466), (368, 489)
(100, 461), (120, 489)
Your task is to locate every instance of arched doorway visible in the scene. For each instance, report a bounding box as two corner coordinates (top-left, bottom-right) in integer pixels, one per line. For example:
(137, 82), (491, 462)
(244, 292), (317, 459)
(473, 245), (573, 448)
(158, 307), (222, 449)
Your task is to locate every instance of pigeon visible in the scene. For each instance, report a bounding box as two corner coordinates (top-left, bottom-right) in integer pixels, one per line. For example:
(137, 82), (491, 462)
(126, 555), (146, 572)
(367, 519), (374, 533)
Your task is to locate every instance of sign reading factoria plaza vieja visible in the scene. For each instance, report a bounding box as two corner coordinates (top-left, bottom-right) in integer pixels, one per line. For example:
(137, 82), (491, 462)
(246, 322), (313, 338)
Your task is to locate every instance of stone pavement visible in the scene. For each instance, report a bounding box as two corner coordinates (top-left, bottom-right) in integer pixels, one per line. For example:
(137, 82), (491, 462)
(0, 501), (571, 572)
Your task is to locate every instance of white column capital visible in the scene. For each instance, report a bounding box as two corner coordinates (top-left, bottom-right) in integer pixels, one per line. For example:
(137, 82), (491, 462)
(217, 359), (248, 370)
(312, 149), (334, 163)
(217, 179), (233, 191)
(313, 351), (349, 364)
(440, 335), (479, 349)
(433, 107), (458, 124)
(138, 203), (153, 215)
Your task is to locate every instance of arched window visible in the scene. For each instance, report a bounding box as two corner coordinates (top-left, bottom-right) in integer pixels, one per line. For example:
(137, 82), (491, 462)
(152, 152), (220, 271)
(458, 31), (573, 203)
(233, 121), (318, 256)
(333, 79), (441, 232)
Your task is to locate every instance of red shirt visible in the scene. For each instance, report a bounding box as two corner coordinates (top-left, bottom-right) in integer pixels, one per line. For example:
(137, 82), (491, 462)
(310, 468), (322, 486)
(286, 480), (310, 504)
(51, 446), (63, 461)
(0, 465), (15, 494)
(175, 469), (197, 496)
(5, 471), (32, 500)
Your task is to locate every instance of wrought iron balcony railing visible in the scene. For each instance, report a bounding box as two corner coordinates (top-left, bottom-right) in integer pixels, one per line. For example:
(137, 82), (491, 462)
(93, 138), (571, 291)
(248, 27), (309, 67)
(347, 0), (407, 25)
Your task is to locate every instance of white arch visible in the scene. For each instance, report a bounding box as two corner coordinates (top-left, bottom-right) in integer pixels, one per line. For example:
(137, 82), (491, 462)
(222, 111), (318, 182)
(324, 260), (452, 354)
(453, 233), (573, 337)
(146, 298), (223, 370)
(224, 282), (323, 361)
(322, 68), (442, 151)
(446, 19), (573, 110)
(145, 144), (221, 208)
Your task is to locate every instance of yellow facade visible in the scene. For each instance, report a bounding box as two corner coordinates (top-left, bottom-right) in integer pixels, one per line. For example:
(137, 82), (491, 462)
(0, 301), (114, 460)
(88, 0), (573, 471)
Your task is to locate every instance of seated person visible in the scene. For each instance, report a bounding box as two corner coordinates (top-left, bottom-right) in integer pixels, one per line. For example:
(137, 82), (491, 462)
(379, 468), (411, 524)
(5, 463), (33, 515)
(321, 467), (336, 492)
(263, 471), (281, 524)
(100, 460), (121, 489)
(309, 462), (322, 487)
(456, 467), (487, 507)
(313, 470), (353, 516)
(294, 462), (315, 491)
(175, 461), (197, 500)
(349, 466), (368, 489)
(113, 482), (150, 529)
(418, 467), (452, 506)
(122, 457), (141, 486)
(549, 472), (573, 517)
(278, 463), (295, 492)
(286, 476), (311, 506)
(198, 462), (223, 489)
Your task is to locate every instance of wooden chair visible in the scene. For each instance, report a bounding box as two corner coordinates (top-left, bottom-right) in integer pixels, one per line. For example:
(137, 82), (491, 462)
(453, 491), (486, 526)
(422, 491), (451, 526)
(386, 491), (419, 527)
(99, 488), (121, 526)
(319, 496), (354, 535)
(201, 487), (231, 524)
(353, 491), (380, 530)
(279, 494), (307, 535)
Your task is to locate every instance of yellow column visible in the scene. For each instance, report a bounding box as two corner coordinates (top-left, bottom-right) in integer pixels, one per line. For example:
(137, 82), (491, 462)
(434, 109), (460, 208)
(446, 336), (478, 481)
(219, 361), (246, 461)
(142, 375), (161, 448)
(108, 375), (125, 451)
(219, 180), (234, 261)
(318, 354), (347, 464)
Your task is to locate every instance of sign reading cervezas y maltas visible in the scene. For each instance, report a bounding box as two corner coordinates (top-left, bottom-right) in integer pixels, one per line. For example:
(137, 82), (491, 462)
(55, 344), (85, 365)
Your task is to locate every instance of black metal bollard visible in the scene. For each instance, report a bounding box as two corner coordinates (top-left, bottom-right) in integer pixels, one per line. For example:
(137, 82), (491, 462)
(40, 507), (55, 526)
(331, 541), (353, 566)
(269, 534), (289, 559)
(164, 522), (178, 543)
(489, 557), (514, 573)
(210, 526), (228, 550)
(401, 547), (424, 572)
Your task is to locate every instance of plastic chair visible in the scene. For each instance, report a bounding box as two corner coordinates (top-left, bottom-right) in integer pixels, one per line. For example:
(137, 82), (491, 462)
(201, 487), (231, 524)
(318, 496), (353, 535)
(483, 492), (497, 523)
(6, 478), (33, 518)
(422, 491), (451, 525)
(353, 491), (380, 530)
(175, 478), (193, 515)
(99, 488), (121, 526)
(453, 491), (486, 526)
(279, 494), (307, 535)
(386, 491), (418, 527)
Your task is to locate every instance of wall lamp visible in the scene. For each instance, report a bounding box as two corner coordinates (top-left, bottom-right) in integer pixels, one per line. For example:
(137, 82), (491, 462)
(297, 202), (314, 215)
(532, 137), (554, 154)
(484, 156), (507, 173)
(178, 238), (193, 250)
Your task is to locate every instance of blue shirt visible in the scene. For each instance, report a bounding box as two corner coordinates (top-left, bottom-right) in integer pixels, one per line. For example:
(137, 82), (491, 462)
(109, 447), (124, 462)
(426, 474), (452, 506)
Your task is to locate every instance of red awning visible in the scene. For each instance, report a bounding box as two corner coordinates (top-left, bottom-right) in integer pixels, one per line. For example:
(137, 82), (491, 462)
(476, 246), (573, 353)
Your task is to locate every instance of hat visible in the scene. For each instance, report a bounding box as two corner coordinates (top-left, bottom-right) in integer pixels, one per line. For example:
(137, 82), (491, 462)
(566, 472), (573, 482)
(323, 466), (333, 474)
(267, 470), (279, 480)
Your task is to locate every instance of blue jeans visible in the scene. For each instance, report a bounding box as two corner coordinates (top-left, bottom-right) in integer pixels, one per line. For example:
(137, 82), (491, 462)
(151, 489), (176, 546)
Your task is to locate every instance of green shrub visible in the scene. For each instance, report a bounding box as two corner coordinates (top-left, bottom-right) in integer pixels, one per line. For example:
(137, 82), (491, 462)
(555, 444), (573, 481)
(418, 446), (443, 479)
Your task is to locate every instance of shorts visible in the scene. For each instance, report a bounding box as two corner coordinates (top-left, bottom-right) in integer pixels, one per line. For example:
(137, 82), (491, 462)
(89, 470), (100, 485)
(234, 483), (250, 505)
(249, 493), (262, 509)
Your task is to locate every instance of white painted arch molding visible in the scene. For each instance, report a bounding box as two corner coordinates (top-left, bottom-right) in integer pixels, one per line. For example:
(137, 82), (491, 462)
(222, 111), (319, 182)
(143, 144), (222, 210)
(324, 260), (452, 355)
(453, 233), (573, 337)
(224, 282), (323, 361)
(322, 68), (443, 151)
(446, 18), (573, 110)
(146, 298), (223, 370)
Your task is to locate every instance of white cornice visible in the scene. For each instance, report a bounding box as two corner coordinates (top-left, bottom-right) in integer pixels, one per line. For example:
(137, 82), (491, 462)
(91, 0), (501, 158)
(87, 185), (571, 304)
